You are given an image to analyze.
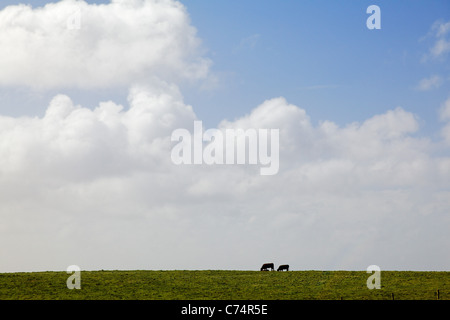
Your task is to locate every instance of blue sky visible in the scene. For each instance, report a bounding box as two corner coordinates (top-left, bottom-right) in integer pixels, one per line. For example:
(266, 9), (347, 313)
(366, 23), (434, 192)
(0, 1), (449, 272)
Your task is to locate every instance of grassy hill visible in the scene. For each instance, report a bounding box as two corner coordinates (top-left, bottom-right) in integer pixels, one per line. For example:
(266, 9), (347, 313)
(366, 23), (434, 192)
(0, 270), (448, 300)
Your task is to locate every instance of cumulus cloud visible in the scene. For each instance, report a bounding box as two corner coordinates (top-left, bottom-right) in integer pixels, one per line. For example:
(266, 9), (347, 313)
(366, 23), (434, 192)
(423, 20), (450, 60)
(0, 81), (195, 182)
(0, 0), (211, 88)
(1, 83), (449, 272)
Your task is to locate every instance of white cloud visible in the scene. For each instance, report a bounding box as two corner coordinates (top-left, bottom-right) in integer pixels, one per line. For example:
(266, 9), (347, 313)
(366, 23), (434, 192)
(0, 81), (195, 182)
(0, 2), (449, 273)
(1, 86), (449, 272)
(424, 20), (450, 60)
(416, 75), (443, 91)
(299, 84), (341, 91)
(0, 0), (211, 89)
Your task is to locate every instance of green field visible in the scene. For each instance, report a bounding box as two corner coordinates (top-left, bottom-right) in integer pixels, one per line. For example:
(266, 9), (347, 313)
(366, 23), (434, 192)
(0, 270), (448, 300)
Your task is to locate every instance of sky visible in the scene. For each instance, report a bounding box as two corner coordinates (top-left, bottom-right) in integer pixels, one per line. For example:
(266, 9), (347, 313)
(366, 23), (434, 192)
(0, 0), (449, 272)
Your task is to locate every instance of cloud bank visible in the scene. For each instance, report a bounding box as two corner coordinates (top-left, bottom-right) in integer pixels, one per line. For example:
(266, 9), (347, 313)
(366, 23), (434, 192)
(1, 82), (449, 272)
(0, 1), (449, 272)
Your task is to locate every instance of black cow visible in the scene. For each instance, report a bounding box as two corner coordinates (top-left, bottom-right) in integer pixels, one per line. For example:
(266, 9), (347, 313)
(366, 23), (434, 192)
(260, 263), (274, 271)
(277, 264), (289, 271)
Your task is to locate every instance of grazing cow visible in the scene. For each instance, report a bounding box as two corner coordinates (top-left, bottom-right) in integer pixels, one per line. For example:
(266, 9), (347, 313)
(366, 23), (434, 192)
(277, 264), (289, 271)
(260, 263), (274, 271)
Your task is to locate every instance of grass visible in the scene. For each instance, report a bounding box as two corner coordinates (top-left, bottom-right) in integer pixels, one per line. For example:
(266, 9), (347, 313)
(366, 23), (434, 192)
(0, 270), (448, 300)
